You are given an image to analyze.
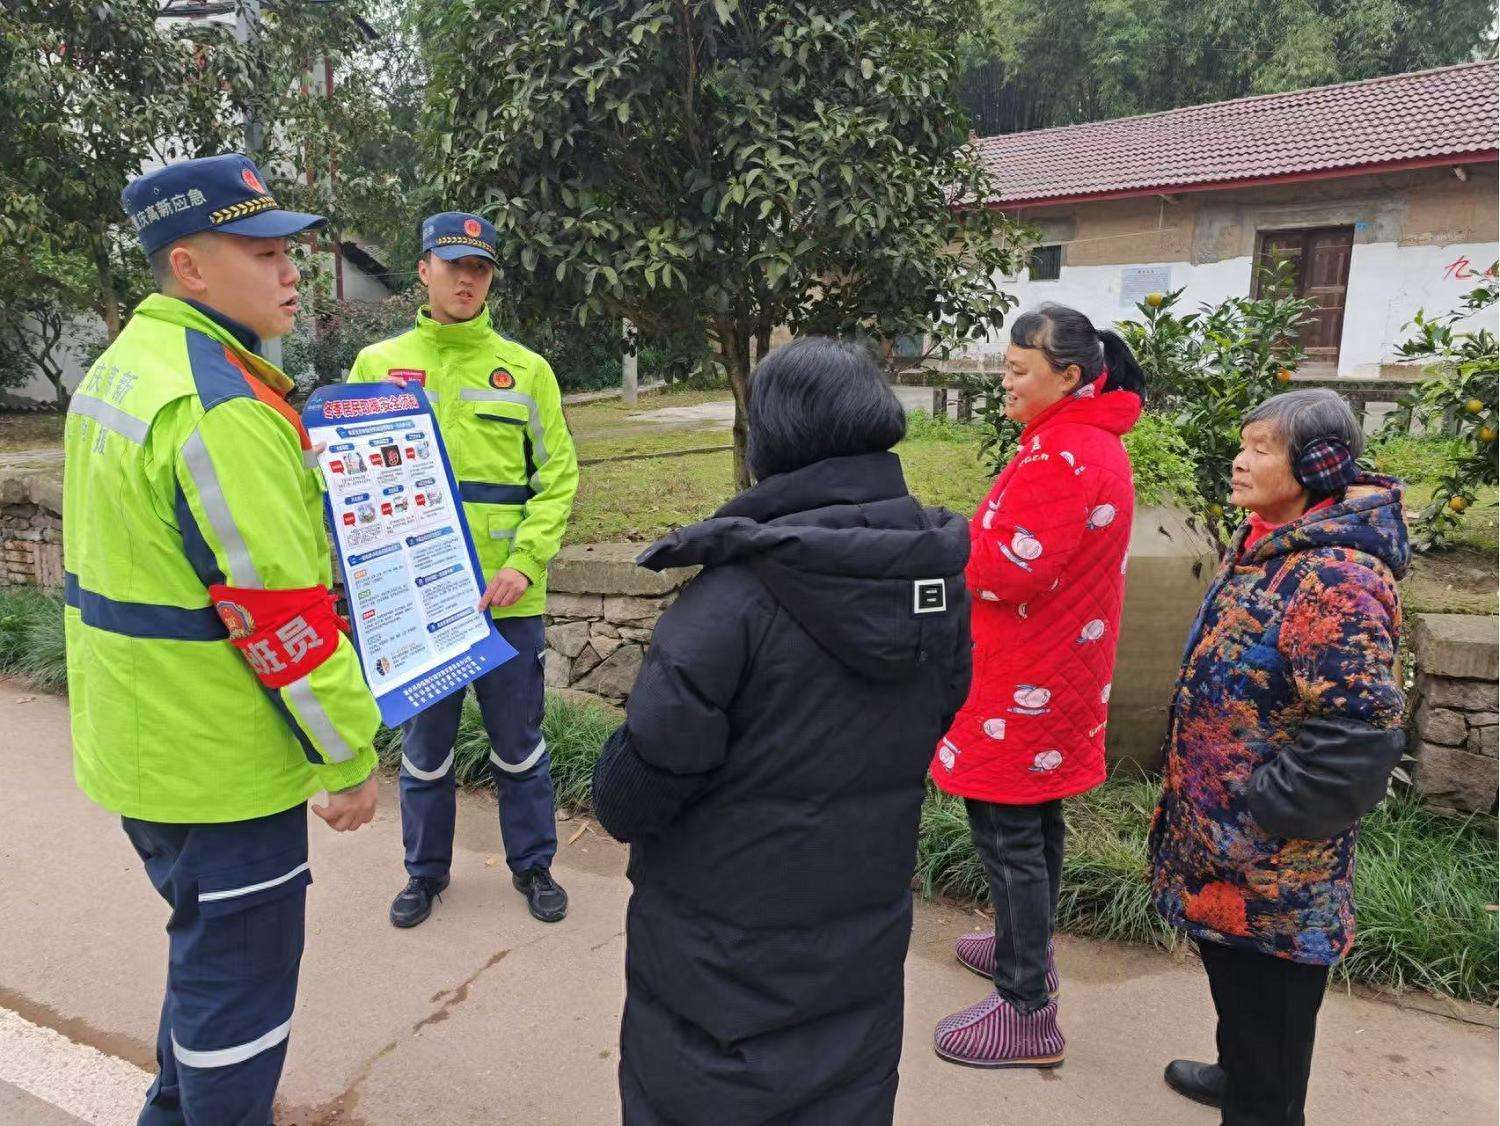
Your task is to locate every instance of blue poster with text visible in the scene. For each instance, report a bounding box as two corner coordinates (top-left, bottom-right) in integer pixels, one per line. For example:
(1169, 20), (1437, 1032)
(303, 382), (515, 727)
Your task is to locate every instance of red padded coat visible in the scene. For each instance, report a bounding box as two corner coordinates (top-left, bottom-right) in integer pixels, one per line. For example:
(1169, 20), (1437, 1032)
(932, 377), (1141, 804)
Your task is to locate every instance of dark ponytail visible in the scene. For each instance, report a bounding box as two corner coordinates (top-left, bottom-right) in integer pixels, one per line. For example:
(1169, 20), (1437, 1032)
(1010, 302), (1146, 402)
(1097, 328), (1146, 400)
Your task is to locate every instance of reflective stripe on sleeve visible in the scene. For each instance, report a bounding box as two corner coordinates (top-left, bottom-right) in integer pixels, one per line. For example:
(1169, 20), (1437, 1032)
(458, 481), (532, 505)
(282, 674), (355, 763)
(182, 428), (264, 587)
(65, 572), (227, 642)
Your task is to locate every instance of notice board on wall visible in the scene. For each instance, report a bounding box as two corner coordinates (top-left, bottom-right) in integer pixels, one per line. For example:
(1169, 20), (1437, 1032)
(1120, 266), (1173, 308)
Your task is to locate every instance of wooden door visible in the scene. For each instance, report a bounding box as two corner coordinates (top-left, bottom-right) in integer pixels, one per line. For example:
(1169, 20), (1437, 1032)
(1256, 227), (1354, 367)
(1302, 230), (1353, 365)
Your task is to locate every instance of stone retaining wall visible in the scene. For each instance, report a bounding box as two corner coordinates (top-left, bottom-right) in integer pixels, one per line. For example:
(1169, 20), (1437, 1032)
(0, 474), (63, 589)
(17, 457), (1496, 814)
(1410, 613), (1499, 813)
(541, 543), (697, 704)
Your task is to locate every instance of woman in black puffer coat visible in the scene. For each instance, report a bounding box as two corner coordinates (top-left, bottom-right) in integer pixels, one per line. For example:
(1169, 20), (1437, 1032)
(592, 338), (972, 1125)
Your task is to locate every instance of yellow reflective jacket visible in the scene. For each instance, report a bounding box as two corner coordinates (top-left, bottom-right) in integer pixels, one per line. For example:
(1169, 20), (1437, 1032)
(348, 306), (578, 619)
(64, 294), (380, 823)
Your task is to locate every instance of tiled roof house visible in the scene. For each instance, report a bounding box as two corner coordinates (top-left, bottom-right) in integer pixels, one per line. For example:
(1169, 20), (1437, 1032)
(962, 60), (1498, 377)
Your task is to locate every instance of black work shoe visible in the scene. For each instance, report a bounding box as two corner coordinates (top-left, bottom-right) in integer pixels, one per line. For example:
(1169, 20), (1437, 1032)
(513, 866), (568, 923)
(1164, 1059), (1227, 1108)
(390, 875), (449, 929)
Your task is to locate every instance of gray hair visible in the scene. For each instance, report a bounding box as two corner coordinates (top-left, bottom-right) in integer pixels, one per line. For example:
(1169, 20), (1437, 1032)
(1243, 388), (1364, 460)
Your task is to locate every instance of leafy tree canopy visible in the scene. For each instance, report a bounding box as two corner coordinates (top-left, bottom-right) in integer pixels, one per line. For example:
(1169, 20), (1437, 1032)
(425, 0), (1029, 484)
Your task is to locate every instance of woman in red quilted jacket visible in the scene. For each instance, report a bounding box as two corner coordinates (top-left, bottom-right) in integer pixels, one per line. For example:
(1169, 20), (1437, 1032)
(932, 303), (1145, 1069)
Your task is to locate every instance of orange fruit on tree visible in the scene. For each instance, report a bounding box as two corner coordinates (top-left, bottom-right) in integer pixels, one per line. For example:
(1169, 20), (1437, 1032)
(1480, 426), (1497, 443)
(1276, 369), (1293, 383)
(1464, 399), (1484, 414)
(1145, 292), (1164, 308)
(1449, 496), (1469, 513)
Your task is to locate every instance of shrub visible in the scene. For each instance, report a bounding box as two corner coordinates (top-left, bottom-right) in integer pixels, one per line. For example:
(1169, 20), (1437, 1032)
(377, 692), (620, 811)
(1381, 277), (1499, 551)
(1113, 261), (1317, 535)
(1122, 413), (1198, 508)
(942, 398), (1198, 509)
(0, 586), (67, 693)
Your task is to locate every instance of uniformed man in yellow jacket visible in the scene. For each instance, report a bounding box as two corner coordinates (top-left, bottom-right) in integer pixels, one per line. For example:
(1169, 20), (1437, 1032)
(349, 212), (579, 928)
(66, 153), (381, 1124)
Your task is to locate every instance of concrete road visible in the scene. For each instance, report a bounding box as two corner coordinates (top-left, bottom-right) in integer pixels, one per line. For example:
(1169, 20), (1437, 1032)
(625, 387), (936, 432)
(0, 684), (1493, 1125)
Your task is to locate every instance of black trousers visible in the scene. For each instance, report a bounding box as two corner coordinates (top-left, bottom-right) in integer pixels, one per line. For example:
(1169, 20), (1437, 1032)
(965, 798), (1065, 1012)
(1197, 939), (1330, 1126)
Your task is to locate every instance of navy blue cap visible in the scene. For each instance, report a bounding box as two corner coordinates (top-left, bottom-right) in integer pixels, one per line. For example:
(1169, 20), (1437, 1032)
(421, 212), (497, 263)
(122, 153), (325, 256)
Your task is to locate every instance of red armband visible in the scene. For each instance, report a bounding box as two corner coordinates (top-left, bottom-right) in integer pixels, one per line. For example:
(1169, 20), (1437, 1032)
(209, 584), (344, 690)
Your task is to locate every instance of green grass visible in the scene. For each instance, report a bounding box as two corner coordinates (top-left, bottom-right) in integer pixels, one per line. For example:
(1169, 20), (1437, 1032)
(567, 413), (996, 545)
(375, 692), (621, 811)
(562, 386), (730, 440)
(1368, 434), (1467, 486)
(0, 586), (67, 692)
(917, 771), (1179, 950)
(1341, 796), (1499, 1001)
(0, 411), (65, 453)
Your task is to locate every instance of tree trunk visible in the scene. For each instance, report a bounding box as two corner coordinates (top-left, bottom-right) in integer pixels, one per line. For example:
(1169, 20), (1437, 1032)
(716, 318), (754, 490)
(92, 227), (122, 341)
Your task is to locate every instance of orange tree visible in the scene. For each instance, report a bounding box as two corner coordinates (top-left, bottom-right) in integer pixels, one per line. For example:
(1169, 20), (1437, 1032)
(971, 262), (1314, 539)
(1384, 276), (1499, 551)
(1114, 263), (1315, 538)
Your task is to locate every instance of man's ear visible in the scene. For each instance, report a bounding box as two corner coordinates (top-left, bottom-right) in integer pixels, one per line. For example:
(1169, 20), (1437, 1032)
(168, 236), (212, 296)
(417, 254), (431, 288)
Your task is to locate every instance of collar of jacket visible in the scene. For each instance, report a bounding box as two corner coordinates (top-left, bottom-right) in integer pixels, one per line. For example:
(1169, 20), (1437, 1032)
(1019, 378), (1142, 443)
(133, 293), (292, 396)
(1232, 473), (1411, 578)
(715, 451), (910, 523)
(183, 298), (260, 353)
(414, 303), (495, 348)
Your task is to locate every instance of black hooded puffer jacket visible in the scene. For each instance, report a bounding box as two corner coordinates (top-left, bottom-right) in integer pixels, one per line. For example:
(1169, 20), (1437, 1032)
(592, 451), (971, 1125)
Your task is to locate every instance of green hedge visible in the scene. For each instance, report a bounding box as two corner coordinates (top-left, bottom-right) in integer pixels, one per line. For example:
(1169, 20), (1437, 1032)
(5, 587), (1495, 1003)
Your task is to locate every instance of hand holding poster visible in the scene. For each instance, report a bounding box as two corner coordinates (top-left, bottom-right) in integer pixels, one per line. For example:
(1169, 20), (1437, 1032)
(303, 382), (515, 727)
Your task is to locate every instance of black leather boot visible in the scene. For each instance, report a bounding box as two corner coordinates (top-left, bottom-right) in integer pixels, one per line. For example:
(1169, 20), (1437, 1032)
(1164, 1059), (1227, 1108)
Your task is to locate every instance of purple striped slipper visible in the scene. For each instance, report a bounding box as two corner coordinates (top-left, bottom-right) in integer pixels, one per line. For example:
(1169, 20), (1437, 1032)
(954, 933), (1061, 996)
(933, 992), (1065, 1069)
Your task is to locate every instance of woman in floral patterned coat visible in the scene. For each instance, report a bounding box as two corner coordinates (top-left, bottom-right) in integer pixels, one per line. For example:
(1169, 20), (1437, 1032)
(1150, 388), (1409, 1126)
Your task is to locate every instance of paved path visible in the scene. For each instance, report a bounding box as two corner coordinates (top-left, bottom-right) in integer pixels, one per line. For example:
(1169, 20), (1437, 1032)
(0, 684), (1494, 1125)
(623, 387), (934, 432)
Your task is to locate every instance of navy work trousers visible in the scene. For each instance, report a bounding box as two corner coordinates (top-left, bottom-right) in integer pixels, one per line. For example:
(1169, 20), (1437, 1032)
(399, 614), (557, 878)
(123, 802), (309, 1126)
